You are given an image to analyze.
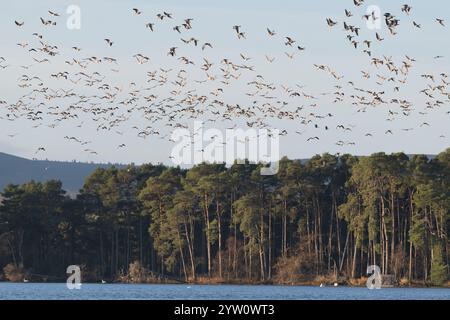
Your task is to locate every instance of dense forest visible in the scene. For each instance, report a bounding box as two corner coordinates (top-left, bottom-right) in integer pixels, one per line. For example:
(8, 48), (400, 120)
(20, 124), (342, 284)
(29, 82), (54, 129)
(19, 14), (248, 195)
(0, 150), (448, 286)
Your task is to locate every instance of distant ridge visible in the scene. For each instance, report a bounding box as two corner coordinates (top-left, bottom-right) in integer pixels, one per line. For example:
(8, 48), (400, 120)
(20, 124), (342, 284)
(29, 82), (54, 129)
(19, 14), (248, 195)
(0, 152), (126, 194)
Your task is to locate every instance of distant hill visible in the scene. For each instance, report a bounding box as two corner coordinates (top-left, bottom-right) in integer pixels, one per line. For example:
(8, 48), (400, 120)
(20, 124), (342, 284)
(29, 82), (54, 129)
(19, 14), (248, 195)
(0, 152), (126, 194)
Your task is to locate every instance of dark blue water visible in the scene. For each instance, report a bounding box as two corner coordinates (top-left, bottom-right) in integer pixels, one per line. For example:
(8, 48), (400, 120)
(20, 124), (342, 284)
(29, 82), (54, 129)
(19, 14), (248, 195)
(0, 283), (448, 300)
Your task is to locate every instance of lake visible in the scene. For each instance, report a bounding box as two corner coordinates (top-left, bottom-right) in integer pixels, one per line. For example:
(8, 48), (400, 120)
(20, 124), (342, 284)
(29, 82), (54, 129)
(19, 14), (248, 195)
(0, 283), (449, 300)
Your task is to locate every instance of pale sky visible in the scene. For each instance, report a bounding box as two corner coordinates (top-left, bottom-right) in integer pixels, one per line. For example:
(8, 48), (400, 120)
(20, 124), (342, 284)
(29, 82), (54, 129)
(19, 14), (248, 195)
(0, 0), (449, 165)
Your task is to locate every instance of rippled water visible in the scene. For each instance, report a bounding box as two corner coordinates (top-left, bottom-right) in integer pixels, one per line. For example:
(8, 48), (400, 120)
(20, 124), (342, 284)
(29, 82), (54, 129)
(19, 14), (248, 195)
(0, 283), (448, 300)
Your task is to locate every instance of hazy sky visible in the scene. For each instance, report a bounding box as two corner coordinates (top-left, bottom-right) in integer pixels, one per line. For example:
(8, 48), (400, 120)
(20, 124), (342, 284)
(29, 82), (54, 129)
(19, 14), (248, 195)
(0, 0), (449, 165)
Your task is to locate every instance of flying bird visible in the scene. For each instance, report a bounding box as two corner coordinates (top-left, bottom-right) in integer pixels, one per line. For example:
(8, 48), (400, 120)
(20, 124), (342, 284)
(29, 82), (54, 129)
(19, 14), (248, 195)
(326, 18), (338, 27)
(48, 10), (60, 17)
(104, 39), (114, 47)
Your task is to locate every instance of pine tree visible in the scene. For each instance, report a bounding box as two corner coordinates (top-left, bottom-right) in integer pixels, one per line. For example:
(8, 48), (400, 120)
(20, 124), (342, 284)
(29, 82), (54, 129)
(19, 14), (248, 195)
(430, 244), (447, 286)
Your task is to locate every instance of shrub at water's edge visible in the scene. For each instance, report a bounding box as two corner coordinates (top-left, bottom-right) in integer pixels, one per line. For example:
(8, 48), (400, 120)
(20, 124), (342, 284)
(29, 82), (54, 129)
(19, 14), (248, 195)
(3, 263), (27, 282)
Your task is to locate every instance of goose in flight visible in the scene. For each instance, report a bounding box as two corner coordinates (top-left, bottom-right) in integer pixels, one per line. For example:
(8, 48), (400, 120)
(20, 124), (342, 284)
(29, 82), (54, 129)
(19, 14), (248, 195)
(104, 39), (113, 47)
(285, 37), (295, 46)
(14, 20), (24, 26)
(363, 40), (371, 48)
(240, 53), (251, 61)
(285, 52), (295, 59)
(265, 55), (275, 63)
(202, 42), (213, 50)
(376, 32), (384, 41)
(401, 4), (412, 15)
(436, 18), (445, 26)
(326, 18), (338, 27)
(40, 17), (56, 26)
(267, 28), (276, 36)
(184, 18), (193, 29)
(48, 10), (60, 17)
(168, 47), (177, 56)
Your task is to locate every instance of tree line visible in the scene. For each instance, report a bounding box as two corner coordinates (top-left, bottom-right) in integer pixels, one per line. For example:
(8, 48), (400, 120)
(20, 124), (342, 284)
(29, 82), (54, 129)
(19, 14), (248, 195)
(0, 149), (448, 285)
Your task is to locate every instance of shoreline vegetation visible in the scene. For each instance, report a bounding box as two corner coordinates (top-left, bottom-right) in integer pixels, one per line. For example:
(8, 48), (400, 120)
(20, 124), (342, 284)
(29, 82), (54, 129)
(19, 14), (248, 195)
(6, 260), (447, 287)
(0, 150), (449, 288)
(1, 274), (449, 289)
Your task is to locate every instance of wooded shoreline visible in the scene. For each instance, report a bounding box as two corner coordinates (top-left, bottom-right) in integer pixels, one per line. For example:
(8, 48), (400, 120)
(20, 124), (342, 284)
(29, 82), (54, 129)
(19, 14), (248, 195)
(1, 150), (449, 287)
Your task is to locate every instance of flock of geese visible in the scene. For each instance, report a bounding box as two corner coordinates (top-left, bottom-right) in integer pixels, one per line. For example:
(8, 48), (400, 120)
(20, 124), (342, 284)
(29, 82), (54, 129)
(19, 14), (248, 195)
(1, 0), (449, 160)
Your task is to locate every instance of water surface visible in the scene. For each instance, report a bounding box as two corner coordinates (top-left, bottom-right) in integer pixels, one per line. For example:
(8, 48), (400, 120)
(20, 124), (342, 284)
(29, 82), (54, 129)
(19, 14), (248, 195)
(0, 283), (448, 300)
